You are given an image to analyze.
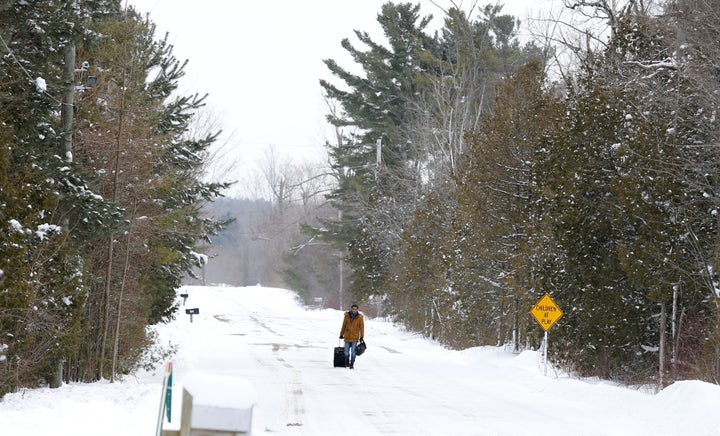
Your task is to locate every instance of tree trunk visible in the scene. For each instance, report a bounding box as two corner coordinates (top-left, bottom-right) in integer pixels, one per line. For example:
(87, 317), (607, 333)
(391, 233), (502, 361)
(111, 228), (133, 382)
(100, 235), (114, 378)
(101, 22), (129, 379)
(47, 360), (63, 388)
(659, 301), (666, 388)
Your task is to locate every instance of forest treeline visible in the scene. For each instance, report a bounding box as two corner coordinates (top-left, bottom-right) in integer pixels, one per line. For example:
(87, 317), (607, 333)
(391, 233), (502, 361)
(0, 2), (229, 397)
(195, 195), (343, 309)
(313, 0), (720, 386)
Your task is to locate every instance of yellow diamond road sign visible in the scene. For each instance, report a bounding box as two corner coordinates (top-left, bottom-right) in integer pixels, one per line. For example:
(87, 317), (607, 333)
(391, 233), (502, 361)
(531, 293), (563, 331)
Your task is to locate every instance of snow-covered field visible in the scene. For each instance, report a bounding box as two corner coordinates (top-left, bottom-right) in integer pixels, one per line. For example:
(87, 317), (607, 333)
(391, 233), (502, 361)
(2, 285), (719, 435)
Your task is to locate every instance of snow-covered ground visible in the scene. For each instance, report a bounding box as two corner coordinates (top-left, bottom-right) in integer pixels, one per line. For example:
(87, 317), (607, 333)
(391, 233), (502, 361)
(2, 285), (719, 435)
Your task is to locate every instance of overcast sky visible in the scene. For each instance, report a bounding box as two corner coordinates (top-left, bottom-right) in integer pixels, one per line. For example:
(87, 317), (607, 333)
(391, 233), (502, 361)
(127, 1), (559, 195)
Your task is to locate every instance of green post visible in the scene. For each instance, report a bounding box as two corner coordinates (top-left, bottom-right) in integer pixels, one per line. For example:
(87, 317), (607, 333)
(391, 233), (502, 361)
(156, 362), (173, 436)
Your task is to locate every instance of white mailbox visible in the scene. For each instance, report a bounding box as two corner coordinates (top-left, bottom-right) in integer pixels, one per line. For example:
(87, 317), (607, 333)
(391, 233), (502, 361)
(182, 371), (258, 435)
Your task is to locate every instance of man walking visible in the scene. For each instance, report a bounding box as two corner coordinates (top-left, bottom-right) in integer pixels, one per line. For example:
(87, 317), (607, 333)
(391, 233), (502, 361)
(339, 303), (364, 369)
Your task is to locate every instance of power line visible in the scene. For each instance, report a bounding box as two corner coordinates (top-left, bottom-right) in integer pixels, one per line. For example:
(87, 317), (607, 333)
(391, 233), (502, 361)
(0, 33), (65, 107)
(236, 140), (328, 149)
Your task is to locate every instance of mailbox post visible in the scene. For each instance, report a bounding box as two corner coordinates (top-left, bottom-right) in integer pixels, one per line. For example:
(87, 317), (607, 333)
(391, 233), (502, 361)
(179, 293), (189, 306)
(186, 308), (199, 323)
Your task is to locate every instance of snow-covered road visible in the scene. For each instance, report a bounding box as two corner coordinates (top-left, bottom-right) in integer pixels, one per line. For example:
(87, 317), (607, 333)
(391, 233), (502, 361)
(160, 286), (720, 436)
(3, 285), (720, 436)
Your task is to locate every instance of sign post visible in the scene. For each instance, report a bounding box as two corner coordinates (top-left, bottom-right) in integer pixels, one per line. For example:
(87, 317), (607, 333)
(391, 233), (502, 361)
(155, 361), (173, 436)
(530, 293), (563, 376)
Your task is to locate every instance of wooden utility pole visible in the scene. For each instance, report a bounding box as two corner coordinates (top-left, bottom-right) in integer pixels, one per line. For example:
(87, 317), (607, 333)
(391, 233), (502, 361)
(60, 42), (75, 162)
(48, 42), (76, 390)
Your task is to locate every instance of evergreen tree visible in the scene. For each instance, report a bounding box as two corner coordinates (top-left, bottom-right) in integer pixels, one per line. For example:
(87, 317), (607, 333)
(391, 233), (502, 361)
(535, 75), (661, 379)
(68, 7), (230, 381)
(533, 2), (720, 383)
(0, 0), (123, 395)
(1, 2), (230, 391)
(386, 185), (456, 342)
(446, 60), (559, 349)
(319, 2), (439, 301)
(319, 2), (541, 309)
(375, 5), (549, 347)
(410, 5), (547, 178)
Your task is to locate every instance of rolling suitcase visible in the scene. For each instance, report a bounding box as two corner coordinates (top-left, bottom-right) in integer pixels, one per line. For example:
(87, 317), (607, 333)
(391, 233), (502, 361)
(333, 340), (346, 367)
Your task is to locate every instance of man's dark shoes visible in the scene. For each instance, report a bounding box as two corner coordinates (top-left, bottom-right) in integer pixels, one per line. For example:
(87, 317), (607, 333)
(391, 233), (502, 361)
(345, 358), (349, 367)
(349, 362), (354, 369)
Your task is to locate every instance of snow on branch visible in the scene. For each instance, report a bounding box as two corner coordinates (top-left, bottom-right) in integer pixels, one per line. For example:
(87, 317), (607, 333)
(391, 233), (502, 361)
(624, 59), (677, 70)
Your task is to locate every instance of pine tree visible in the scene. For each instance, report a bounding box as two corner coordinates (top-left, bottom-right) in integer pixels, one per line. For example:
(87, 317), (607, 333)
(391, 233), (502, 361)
(68, 7), (230, 381)
(411, 5), (547, 178)
(377, 3), (550, 347)
(0, 0), (122, 395)
(319, 2), (439, 301)
(1, 2), (230, 391)
(319, 3), (542, 309)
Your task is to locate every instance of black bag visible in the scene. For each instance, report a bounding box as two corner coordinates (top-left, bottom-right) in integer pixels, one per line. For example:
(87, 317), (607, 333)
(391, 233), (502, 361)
(356, 338), (367, 356)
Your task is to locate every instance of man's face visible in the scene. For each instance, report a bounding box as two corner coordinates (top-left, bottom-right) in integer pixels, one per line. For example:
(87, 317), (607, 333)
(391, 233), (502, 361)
(351, 306), (358, 312)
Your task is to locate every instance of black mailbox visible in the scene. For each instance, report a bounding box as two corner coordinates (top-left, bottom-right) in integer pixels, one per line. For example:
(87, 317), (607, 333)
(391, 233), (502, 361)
(185, 307), (199, 322)
(180, 293), (189, 306)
